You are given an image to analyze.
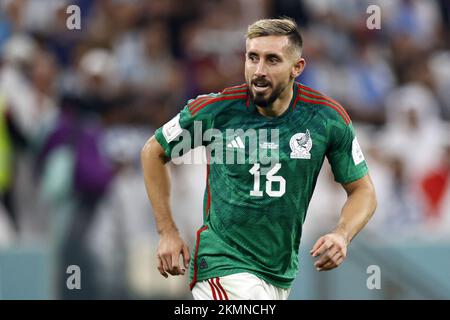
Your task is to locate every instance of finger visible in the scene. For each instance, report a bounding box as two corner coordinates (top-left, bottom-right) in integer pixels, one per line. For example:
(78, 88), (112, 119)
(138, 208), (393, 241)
(314, 246), (340, 268)
(157, 257), (168, 278)
(328, 256), (345, 269)
(170, 252), (184, 275)
(335, 256), (345, 266)
(317, 260), (336, 271)
(310, 237), (325, 255)
(182, 245), (190, 269)
(161, 253), (172, 275)
(318, 254), (344, 271)
(312, 239), (333, 257)
(312, 239), (334, 257)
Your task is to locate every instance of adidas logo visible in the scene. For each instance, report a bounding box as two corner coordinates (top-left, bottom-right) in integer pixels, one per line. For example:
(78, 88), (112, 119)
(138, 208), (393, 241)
(227, 136), (245, 149)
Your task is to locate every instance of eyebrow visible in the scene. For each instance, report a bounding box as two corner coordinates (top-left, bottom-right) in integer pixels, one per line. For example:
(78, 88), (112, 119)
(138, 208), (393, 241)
(266, 53), (282, 60)
(247, 51), (283, 60)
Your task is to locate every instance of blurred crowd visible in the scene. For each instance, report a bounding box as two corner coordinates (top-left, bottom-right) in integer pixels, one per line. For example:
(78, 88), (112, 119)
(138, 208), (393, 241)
(0, 0), (449, 299)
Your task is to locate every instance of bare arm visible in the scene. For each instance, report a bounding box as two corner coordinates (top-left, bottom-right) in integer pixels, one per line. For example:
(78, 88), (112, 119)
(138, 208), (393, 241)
(334, 174), (377, 243)
(141, 135), (190, 277)
(310, 174), (377, 271)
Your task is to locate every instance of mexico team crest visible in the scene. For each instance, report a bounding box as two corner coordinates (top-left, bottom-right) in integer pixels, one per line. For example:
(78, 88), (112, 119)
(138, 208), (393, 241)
(290, 130), (312, 159)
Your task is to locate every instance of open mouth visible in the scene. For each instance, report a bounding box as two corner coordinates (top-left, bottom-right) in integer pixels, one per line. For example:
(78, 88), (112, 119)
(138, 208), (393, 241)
(252, 80), (271, 93)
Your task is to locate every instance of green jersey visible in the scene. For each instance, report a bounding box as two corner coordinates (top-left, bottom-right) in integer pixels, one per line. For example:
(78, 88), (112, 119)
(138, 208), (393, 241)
(154, 82), (368, 289)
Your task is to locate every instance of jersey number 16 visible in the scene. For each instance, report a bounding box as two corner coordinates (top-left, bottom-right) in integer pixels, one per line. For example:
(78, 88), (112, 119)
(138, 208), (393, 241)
(249, 163), (286, 197)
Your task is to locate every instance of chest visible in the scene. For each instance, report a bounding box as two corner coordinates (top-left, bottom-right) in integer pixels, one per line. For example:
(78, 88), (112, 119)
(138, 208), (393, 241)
(206, 109), (329, 177)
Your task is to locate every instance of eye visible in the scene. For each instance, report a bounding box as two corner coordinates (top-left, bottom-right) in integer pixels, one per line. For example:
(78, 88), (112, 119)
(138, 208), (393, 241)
(268, 56), (280, 64)
(247, 53), (258, 62)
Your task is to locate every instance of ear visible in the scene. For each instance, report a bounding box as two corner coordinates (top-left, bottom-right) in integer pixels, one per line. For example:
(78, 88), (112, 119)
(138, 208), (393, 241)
(291, 58), (306, 78)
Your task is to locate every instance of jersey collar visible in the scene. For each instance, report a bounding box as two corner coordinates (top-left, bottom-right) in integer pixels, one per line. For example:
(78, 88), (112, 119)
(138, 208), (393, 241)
(247, 81), (299, 123)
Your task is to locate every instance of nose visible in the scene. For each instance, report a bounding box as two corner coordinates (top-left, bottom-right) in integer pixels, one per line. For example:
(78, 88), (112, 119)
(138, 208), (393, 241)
(254, 60), (267, 77)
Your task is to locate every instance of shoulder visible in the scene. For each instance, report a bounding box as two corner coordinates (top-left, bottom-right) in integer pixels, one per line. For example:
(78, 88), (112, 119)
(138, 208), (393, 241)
(186, 83), (248, 117)
(295, 83), (351, 125)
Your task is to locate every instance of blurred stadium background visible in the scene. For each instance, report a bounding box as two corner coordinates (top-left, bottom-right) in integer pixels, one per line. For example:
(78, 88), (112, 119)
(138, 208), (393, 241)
(0, 0), (449, 299)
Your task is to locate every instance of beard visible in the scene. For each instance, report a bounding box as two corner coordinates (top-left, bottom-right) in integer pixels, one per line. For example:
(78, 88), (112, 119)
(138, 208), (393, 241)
(249, 79), (286, 108)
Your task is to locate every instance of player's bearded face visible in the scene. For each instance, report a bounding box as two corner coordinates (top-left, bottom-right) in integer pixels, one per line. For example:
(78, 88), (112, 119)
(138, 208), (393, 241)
(245, 36), (294, 108)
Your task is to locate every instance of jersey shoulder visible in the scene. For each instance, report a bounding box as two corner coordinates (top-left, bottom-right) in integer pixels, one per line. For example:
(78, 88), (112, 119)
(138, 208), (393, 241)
(185, 83), (248, 118)
(295, 83), (351, 125)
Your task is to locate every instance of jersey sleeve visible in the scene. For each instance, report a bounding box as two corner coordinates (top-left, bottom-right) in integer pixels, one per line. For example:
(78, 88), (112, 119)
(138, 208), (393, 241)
(326, 121), (369, 184)
(154, 95), (214, 160)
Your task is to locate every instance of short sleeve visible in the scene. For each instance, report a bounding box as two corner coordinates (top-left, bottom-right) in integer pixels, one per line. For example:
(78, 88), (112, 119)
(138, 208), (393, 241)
(154, 98), (213, 160)
(326, 122), (368, 184)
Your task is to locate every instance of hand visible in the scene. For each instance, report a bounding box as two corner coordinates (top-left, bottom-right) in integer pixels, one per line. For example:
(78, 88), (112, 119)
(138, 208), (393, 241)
(157, 228), (190, 278)
(310, 232), (348, 271)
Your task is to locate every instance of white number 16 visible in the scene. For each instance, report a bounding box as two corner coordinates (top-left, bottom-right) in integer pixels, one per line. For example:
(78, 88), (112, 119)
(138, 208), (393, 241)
(249, 163), (286, 197)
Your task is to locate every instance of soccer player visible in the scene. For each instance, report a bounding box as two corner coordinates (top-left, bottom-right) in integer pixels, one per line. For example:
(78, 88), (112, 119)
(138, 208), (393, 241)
(141, 18), (377, 300)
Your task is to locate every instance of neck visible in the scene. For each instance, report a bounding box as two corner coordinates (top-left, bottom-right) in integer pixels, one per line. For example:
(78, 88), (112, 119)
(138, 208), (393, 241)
(256, 81), (294, 118)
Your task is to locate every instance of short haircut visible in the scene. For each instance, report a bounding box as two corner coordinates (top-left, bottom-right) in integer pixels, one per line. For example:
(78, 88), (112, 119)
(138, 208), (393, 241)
(246, 17), (303, 57)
